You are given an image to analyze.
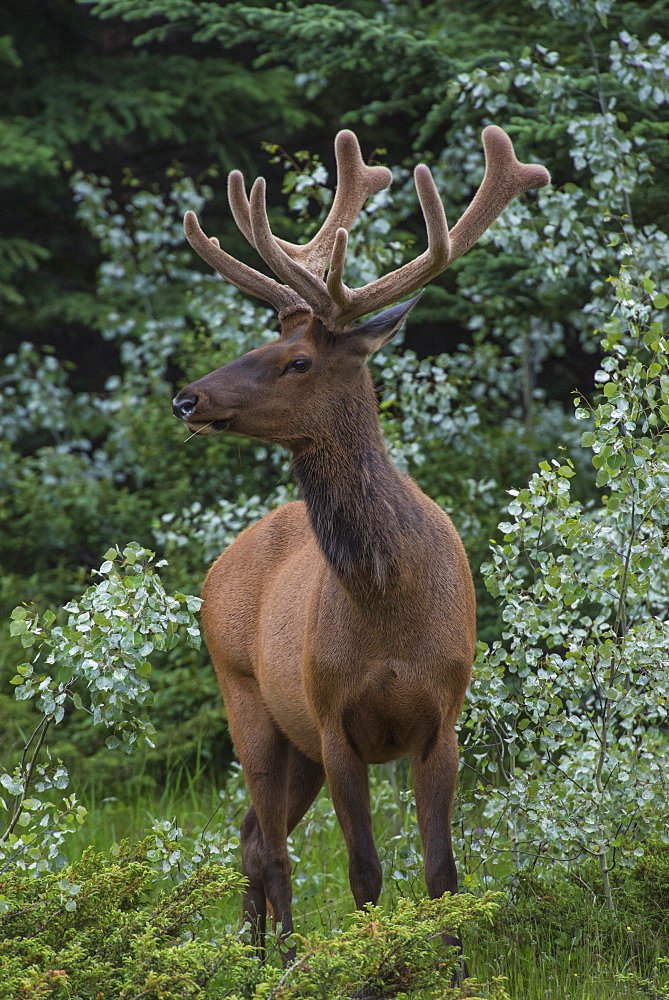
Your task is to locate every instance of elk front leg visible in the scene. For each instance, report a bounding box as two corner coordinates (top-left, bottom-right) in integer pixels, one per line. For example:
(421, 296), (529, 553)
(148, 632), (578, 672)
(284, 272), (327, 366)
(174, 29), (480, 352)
(412, 724), (468, 977)
(321, 727), (382, 909)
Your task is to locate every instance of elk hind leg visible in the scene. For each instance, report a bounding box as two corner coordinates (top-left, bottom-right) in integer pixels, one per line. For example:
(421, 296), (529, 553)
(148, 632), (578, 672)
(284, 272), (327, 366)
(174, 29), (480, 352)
(239, 741), (323, 962)
(286, 744), (325, 835)
(226, 684), (294, 961)
(239, 805), (267, 953)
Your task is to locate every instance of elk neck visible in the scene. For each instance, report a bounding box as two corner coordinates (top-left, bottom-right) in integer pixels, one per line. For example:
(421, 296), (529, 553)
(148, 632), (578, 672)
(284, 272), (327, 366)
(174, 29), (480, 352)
(290, 368), (424, 595)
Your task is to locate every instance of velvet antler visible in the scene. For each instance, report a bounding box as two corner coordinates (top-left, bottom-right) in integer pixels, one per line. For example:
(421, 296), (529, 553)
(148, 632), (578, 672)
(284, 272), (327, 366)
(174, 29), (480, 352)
(324, 125), (550, 326)
(184, 125), (550, 329)
(182, 212), (307, 319)
(229, 130), (392, 279)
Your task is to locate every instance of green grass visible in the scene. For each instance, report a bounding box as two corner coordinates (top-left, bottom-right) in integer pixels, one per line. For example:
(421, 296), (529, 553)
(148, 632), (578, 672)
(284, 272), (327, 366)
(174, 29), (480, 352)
(63, 765), (669, 1000)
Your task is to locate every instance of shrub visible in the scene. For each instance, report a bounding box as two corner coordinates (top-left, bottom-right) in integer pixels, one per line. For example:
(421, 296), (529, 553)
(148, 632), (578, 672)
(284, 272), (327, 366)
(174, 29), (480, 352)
(627, 839), (669, 938)
(462, 257), (669, 899)
(0, 840), (252, 1000)
(1, 543), (201, 874)
(0, 843), (509, 1000)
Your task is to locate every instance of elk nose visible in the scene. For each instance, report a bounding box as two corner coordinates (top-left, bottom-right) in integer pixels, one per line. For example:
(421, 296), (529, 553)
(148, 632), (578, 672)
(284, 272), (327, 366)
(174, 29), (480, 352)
(172, 391), (199, 420)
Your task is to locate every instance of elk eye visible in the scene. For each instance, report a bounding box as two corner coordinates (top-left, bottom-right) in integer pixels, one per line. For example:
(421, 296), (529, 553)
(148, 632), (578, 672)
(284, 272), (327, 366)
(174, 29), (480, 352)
(290, 357), (311, 373)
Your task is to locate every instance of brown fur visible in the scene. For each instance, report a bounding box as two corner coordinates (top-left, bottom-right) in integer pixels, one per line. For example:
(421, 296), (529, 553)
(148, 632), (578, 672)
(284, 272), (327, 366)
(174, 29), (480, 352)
(174, 308), (476, 962)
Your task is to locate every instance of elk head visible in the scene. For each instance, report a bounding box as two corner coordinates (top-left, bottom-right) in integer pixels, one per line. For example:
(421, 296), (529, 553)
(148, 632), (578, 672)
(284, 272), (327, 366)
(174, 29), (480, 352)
(173, 127), (550, 443)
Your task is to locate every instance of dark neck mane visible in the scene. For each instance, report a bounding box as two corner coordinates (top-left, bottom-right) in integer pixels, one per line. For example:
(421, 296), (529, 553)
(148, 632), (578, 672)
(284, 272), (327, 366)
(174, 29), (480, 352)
(291, 371), (420, 591)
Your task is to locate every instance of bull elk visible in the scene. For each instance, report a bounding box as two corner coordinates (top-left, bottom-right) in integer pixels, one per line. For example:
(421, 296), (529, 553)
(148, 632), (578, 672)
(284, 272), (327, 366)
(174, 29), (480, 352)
(173, 126), (549, 962)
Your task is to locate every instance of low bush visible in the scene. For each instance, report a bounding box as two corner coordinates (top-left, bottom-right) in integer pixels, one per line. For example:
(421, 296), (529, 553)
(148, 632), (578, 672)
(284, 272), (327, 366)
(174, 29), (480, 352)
(0, 840), (253, 1000)
(0, 840), (508, 1000)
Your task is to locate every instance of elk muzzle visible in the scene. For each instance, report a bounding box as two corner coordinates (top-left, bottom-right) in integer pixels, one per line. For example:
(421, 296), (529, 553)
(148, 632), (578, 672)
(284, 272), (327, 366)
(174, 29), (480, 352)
(172, 386), (234, 433)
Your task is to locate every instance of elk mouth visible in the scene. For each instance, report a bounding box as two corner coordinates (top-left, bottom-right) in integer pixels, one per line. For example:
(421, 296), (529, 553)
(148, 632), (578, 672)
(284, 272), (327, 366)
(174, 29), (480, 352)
(184, 418), (232, 435)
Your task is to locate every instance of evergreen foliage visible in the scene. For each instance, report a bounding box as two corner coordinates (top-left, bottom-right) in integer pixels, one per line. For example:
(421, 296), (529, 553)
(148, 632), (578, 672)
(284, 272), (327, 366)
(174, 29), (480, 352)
(0, 841), (252, 1000)
(0, 840), (504, 999)
(1, 0), (310, 334)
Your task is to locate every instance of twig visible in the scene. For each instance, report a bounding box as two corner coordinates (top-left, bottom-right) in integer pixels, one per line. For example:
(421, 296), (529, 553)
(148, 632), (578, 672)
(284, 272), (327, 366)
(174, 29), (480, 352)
(2, 717), (51, 843)
(184, 423), (213, 442)
(266, 953), (309, 999)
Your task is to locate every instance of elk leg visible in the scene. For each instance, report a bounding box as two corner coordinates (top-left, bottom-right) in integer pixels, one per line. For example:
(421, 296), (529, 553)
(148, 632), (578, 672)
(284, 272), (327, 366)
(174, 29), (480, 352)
(239, 745), (323, 962)
(411, 724), (468, 978)
(239, 805), (266, 952)
(286, 745), (325, 834)
(224, 680), (294, 961)
(321, 727), (382, 909)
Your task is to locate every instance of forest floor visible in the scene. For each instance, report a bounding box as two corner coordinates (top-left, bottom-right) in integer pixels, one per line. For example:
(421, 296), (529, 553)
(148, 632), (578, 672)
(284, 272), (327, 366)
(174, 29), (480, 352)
(62, 765), (669, 1000)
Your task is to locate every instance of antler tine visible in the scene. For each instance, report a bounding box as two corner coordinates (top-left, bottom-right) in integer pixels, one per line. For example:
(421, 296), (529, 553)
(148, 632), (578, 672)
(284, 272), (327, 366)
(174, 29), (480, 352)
(248, 177), (334, 319)
(448, 125), (551, 261)
(227, 131), (393, 280)
(183, 210), (308, 318)
(325, 162), (451, 327)
(228, 170), (255, 247)
(286, 130), (392, 277)
(326, 125), (550, 328)
(326, 227), (350, 311)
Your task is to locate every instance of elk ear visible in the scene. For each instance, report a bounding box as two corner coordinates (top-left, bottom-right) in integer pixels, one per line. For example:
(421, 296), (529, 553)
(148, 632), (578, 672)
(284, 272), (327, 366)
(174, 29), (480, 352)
(345, 293), (423, 355)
